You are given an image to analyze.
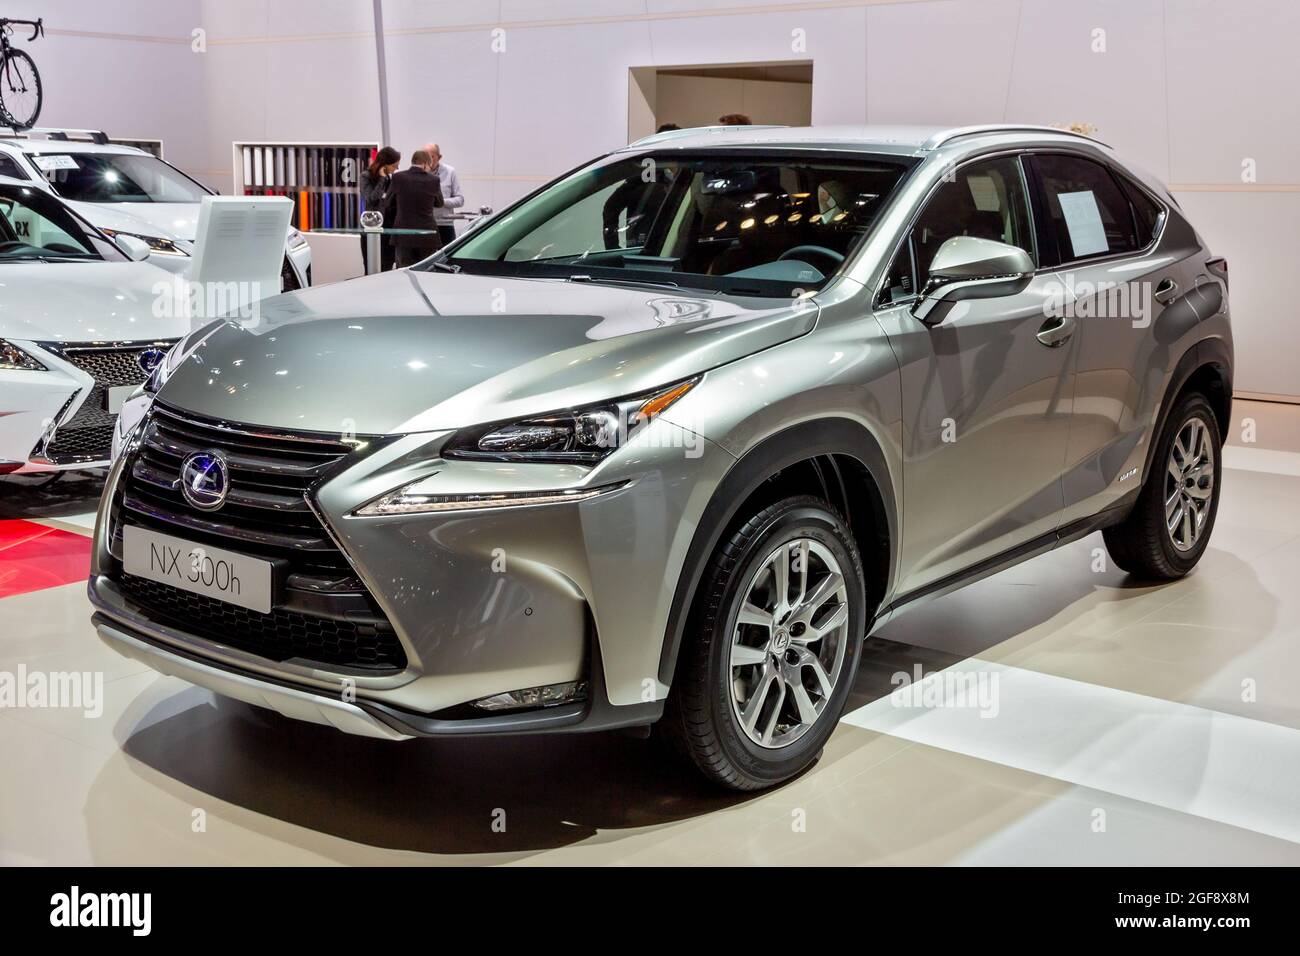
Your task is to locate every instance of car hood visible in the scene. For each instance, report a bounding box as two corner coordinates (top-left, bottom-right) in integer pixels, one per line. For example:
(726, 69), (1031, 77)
(65, 201), (199, 244)
(0, 260), (199, 343)
(155, 268), (818, 435)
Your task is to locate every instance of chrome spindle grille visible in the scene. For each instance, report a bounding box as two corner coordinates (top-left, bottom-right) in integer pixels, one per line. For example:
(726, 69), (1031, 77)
(109, 404), (405, 671)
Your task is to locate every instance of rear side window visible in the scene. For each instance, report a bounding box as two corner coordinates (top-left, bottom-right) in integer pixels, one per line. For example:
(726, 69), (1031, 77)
(1031, 154), (1138, 264)
(1118, 173), (1165, 245)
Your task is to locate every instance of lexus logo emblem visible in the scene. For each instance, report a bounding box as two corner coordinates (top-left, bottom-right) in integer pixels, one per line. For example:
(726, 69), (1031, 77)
(136, 347), (167, 376)
(179, 450), (229, 511)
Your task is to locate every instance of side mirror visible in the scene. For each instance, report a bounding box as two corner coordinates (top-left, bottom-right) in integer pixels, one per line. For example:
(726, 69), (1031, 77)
(912, 236), (1034, 325)
(114, 234), (152, 262)
(465, 205), (494, 233)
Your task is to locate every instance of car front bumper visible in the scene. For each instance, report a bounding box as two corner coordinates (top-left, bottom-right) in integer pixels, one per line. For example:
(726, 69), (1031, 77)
(89, 409), (735, 736)
(1, 341), (168, 474)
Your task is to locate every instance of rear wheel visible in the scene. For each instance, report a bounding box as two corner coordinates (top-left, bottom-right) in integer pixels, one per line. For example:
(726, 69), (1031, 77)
(661, 495), (866, 790)
(1103, 392), (1222, 579)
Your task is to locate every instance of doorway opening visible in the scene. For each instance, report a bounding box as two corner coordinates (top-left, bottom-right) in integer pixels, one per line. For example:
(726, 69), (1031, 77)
(628, 61), (813, 142)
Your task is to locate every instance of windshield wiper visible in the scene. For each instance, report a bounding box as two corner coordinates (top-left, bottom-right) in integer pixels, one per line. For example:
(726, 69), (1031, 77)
(567, 273), (682, 291)
(425, 259), (460, 273)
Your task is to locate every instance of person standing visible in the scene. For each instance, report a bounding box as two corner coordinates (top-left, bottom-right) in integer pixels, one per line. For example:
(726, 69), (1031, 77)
(360, 146), (400, 273)
(424, 141), (464, 248)
(388, 149), (444, 268)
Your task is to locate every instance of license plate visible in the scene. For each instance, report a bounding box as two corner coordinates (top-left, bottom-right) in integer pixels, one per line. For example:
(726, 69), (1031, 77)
(105, 385), (136, 414)
(122, 525), (273, 614)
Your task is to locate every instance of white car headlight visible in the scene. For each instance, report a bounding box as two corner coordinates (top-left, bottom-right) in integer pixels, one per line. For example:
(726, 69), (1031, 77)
(0, 338), (46, 371)
(100, 227), (189, 257)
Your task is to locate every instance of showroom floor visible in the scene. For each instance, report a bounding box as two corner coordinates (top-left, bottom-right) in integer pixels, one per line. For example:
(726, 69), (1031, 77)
(3, 399), (1299, 865)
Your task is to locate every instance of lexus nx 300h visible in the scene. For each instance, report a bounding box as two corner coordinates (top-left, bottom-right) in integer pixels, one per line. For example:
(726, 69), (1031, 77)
(89, 125), (1232, 790)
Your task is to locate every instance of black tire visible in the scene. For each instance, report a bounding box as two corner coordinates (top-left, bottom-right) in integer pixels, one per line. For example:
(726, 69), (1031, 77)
(660, 495), (867, 790)
(1103, 392), (1223, 579)
(0, 48), (42, 130)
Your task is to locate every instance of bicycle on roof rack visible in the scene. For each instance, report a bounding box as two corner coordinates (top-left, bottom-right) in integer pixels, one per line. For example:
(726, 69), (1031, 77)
(0, 17), (43, 130)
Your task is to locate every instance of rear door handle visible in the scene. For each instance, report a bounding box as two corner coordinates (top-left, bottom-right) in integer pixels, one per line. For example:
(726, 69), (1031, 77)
(1036, 314), (1076, 348)
(1153, 277), (1179, 304)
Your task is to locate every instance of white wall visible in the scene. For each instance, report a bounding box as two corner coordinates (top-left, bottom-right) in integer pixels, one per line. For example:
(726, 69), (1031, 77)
(195, 0), (381, 192)
(5, 0), (206, 175)
(31, 0), (1300, 396)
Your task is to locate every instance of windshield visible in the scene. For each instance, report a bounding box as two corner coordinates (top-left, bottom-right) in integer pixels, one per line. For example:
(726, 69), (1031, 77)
(31, 152), (210, 203)
(439, 152), (913, 297)
(0, 187), (119, 262)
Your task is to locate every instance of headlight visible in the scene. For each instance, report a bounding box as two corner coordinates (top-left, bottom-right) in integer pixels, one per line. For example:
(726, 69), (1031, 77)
(0, 339), (46, 371)
(287, 227), (308, 250)
(100, 227), (189, 257)
(442, 378), (697, 464)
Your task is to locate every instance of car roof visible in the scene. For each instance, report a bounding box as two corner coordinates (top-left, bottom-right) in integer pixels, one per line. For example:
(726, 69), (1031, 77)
(621, 123), (1108, 158)
(0, 136), (146, 156)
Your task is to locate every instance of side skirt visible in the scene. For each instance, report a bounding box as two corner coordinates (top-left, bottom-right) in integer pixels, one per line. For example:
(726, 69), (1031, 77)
(872, 492), (1138, 630)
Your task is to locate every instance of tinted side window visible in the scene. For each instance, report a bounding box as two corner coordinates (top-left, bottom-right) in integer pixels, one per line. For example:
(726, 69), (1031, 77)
(1118, 174), (1165, 245)
(1033, 154), (1138, 263)
(0, 154), (27, 179)
(910, 156), (1034, 279)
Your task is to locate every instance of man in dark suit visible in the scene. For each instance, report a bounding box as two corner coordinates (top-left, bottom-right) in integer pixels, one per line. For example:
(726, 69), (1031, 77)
(388, 149), (444, 267)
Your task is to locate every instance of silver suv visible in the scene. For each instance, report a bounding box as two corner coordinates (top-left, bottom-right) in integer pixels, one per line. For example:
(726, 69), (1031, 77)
(89, 125), (1231, 790)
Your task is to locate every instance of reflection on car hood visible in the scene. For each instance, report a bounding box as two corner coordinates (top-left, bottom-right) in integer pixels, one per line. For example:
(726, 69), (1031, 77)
(65, 201), (199, 243)
(0, 260), (199, 342)
(156, 268), (819, 435)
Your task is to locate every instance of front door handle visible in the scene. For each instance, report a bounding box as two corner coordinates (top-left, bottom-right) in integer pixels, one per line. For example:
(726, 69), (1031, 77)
(1153, 277), (1179, 304)
(1036, 315), (1076, 348)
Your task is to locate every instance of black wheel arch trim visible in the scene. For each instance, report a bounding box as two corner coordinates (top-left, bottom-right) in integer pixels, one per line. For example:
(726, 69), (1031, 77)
(656, 417), (897, 687)
(1141, 337), (1232, 488)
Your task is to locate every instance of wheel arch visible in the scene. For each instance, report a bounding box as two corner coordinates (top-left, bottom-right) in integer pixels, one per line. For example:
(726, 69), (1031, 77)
(1142, 337), (1232, 485)
(656, 417), (897, 687)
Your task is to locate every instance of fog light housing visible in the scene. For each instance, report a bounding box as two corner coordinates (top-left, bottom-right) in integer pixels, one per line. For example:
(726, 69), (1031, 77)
(472, 680), (588, 712)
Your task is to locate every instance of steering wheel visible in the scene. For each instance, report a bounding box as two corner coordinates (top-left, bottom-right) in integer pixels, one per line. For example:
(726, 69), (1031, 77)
(0, 241), (26, 254)
(778, 245), (844, 273)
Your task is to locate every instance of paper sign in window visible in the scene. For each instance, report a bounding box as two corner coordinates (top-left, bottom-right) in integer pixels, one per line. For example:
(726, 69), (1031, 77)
(966, 175), (1001, 212)
(32, 155), (79, 171)
(1057, 190), (1108, 257)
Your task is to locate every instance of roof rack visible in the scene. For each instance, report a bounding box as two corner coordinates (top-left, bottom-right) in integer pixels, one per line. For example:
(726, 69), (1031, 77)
(923, 124), (1108, 150)
(627, 124), (789, 148)
(0, 126), (110, 144)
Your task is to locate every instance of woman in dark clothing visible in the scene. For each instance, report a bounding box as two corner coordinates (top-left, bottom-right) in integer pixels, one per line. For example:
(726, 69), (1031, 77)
(360, 146), (400, 273)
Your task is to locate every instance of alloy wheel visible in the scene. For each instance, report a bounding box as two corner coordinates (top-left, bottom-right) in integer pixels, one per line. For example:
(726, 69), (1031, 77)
(1165, 415), (1216, 552)
(729, 538), (850, 748)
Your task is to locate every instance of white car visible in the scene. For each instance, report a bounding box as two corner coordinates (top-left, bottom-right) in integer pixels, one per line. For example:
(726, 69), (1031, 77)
(0, 178), (199, 475)
(0, 129), (312, 290)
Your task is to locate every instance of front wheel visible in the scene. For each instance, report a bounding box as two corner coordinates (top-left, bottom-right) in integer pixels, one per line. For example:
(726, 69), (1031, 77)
(0, 49), (42, 130)
(661, 495), (866, 790)
(1103, 393), (1223, 579)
